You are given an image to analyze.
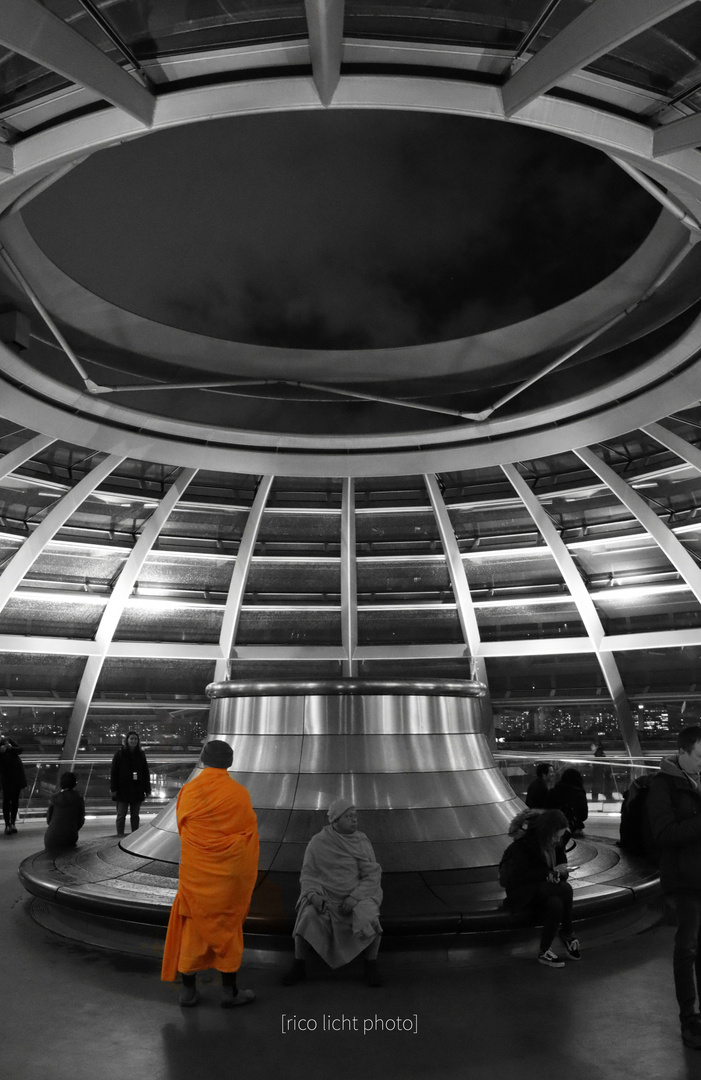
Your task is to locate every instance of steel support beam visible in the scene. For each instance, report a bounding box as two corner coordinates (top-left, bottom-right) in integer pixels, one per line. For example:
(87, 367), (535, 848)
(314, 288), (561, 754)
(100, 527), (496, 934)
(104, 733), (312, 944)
(0, 454), (124, 613)
(61, 468), (196, 765)
(643, 421), (701, 473)
(654, 111), (701, 158)
(424, 473), (494, 742)
(341, 476), (358, 676)
(502, 0), (697, 116)
(0, 0), (155, 126)
(213, 476), (274, 682)
(305, 0), (344, 107)
(576, 446), (701, 607)
(502, 462), (642, 758)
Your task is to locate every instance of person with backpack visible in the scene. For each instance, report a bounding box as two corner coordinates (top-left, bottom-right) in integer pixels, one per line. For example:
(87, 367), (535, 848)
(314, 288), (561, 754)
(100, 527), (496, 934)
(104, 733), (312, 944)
(619, 773), (654, 857)
(499, 808), (581, 968)
(549, 767), (588, 836)
(647, 726), (701, 1049)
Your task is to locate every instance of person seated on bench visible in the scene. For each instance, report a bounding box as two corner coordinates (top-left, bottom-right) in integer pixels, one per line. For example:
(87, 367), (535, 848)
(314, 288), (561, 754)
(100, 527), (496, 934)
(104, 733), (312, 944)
(500, 808), (581, 968)
(283, 797), (383, 987)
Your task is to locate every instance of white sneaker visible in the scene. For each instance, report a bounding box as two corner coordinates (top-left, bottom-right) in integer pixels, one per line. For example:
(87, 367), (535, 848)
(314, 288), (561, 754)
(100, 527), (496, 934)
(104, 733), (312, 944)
(537, 949), (565, 968)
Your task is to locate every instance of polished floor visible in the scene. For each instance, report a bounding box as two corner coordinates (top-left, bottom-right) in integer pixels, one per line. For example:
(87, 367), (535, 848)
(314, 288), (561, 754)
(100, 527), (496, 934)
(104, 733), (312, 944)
(1, 818), (698, 1080)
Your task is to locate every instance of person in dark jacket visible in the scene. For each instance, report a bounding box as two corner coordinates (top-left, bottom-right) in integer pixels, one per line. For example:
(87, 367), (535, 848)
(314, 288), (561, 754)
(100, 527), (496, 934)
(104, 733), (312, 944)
(525, 763), (555, 809)
(501, 808), (581, 968)
(44, 771), (85, 850)
(110, 731), (151, 837)
(549, 767), (588, 835)
(647, 725), (701, 1049)
(0, 735), (27, 835)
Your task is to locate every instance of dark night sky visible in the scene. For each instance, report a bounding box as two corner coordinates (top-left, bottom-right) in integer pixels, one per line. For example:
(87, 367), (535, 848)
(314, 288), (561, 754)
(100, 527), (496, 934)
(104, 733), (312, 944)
(23, 110), (660, 351)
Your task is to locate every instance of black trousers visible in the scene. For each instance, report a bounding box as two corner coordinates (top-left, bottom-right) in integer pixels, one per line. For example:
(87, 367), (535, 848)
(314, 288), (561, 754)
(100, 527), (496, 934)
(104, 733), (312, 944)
(531, 879), (574, 952)
(115, 799), (142, 835)
(2, 788), (20, 826)
(669, 891), (701, 1022)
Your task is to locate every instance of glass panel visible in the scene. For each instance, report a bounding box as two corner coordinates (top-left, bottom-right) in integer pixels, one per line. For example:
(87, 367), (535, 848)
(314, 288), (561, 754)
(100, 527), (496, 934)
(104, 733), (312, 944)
(61, 492), (152, 536)
(357, 657), (473, 679)
(589, 4), (701, 97)
(30, 545), (128, 585)
(103, 0), (308, 57)
(615, 647), (701, 695)
(256, 512), (341, 556)
(81, 704), (209, 752)
(357, 606), (462, 645)
(493, 753), (648, 818)
(236, 608), (341, 645)
(0, 704), (71, 749)
(475, 598), (586, 640)
(137, 552), (235, 593)
(270, 476), (343, 508)
(529, 0), (591, 54)
(245, 560), (341, 600)
(0, 594), (106, 638)
(355, 510), (440, 555)
(42, 1), (123, 58)
(0, 47), (69, 111)
(159, 506), (249, 542)
(95, 657), (215, 695)
(0, 482), (63, 529)
(21, 762), (194, 819)
(447, 503), (539, 549)
(226, 659), (344, 679)
(113, 601), (222, 643)
(485, 652), (605, 697)
(357, 558), (451, 600)
(462, 548), (564, 590)
(0, 652), (86, 693)
(345, 0), (568, 49)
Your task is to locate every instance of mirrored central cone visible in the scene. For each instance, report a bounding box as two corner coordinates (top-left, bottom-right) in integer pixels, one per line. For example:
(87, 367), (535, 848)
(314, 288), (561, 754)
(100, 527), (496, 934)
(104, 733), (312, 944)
(123, 679), (519, 872)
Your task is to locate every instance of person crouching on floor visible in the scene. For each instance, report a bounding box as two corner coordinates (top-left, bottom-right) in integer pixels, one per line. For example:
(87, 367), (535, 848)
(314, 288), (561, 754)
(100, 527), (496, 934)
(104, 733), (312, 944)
(283, 798), (383, 987)
(500, 807), (581, 968)
(44, 771), (85, 851)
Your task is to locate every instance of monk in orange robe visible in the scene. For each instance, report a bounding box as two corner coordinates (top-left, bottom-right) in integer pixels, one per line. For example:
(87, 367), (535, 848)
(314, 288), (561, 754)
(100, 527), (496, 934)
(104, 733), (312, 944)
(161, 739), (259, 1007)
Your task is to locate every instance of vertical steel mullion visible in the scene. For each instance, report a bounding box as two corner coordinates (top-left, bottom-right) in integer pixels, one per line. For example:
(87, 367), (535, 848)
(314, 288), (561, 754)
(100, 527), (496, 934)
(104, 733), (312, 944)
(503, 462), (642, 759)
(425, 473), (494, 742)
(60, 468), (197, 767)
(0, 453), (125, 613)
(341, 476), (357, 676)
(213, 475), (274, 683)
(576, 446), (701, 605)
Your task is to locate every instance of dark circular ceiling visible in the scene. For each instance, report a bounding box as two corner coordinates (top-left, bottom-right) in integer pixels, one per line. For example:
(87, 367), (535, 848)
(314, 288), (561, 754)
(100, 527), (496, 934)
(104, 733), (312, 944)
(22, 110), (660, 351)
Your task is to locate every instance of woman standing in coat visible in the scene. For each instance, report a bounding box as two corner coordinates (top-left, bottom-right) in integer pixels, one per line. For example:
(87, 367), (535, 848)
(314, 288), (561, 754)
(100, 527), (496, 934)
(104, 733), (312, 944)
(110, 731), (151, 837)
(0, 735), (27, 835)
(501, 808), (581, 967)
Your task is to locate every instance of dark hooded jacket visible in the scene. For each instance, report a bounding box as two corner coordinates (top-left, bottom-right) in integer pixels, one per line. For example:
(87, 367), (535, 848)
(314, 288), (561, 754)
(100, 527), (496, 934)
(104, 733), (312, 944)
(0, 737), (27, 793)
(44, 788), (85, 850)
(501, 827), (568, 911)
(110, 733), (151, 803)
(549, 771), (588, 832)
(647, 756), (701, 892)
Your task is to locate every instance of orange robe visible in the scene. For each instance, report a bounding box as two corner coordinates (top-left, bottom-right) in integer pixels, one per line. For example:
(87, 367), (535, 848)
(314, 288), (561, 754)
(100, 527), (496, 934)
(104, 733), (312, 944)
(161, 767), (259, 980)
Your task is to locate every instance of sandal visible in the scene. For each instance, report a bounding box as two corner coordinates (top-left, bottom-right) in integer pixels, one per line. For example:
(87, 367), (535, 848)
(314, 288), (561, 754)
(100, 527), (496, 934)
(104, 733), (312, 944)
(221, 988), (256, 1009)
